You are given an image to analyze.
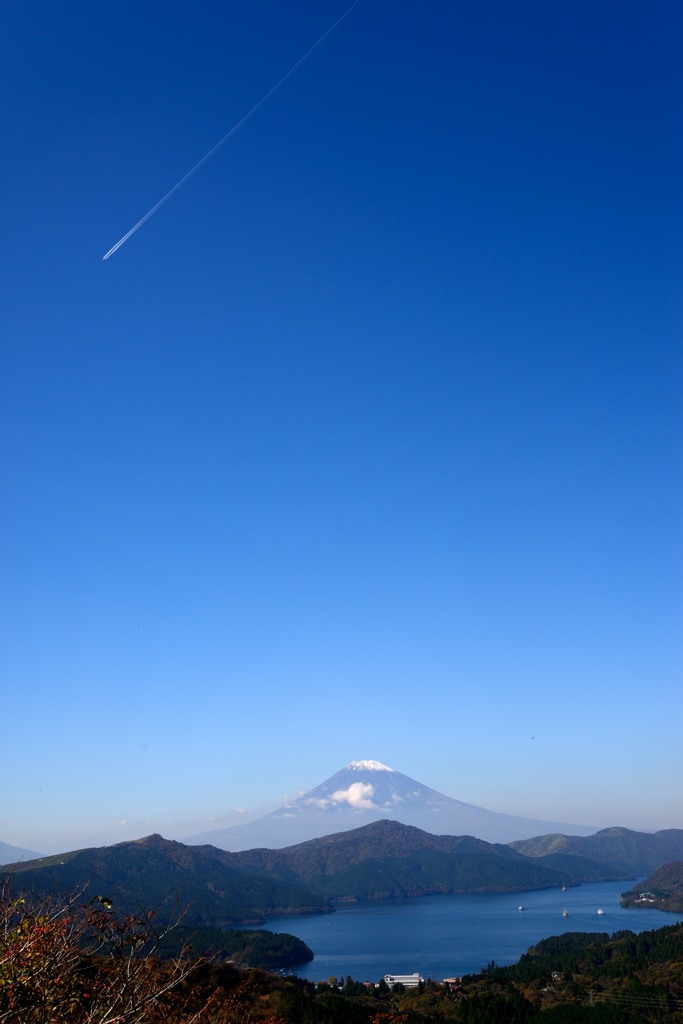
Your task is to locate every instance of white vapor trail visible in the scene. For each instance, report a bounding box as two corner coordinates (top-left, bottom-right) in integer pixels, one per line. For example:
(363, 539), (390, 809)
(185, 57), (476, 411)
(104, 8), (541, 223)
(102, 0), (363, 260)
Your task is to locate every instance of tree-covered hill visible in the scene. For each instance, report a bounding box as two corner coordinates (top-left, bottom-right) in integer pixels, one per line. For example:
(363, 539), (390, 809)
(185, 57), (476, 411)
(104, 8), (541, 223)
(621, 862), (683, 913)
(228, 819), (571, 899)
(153, 924), (313, 968)
(0, 822), (581, 927)
(7, 822), (682, 931)
(457, 922), (683, 1021)
(509, 828), (683, 876)
(521, 851), (631, 882)
(2, 833), (330, 925)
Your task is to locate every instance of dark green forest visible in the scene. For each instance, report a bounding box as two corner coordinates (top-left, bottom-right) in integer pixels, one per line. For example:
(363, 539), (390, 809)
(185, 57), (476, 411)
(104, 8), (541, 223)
(7, 825), (683, 921)
(154, 924), (313, 968)
(4, 834), (331, 925)
(621, 863), (683, 912)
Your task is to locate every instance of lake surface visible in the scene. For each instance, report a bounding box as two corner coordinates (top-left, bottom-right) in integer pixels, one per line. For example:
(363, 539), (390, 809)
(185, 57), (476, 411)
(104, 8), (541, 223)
(267, 881), (683, 982)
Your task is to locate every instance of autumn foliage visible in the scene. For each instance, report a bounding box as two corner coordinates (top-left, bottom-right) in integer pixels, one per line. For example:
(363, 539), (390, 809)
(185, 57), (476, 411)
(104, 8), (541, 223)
(0, 879), (206, 1023)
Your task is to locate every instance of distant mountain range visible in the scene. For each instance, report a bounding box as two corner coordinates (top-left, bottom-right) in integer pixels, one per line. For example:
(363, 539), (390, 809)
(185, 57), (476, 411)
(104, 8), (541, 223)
(228, 819), (572, 899)
(0, 840), (42, 865)
(185, 760), (599, 850)
(6, 819), (683, 925)
(225, 820), (683, 900)
(511, 827), (683, 876)
(2, 834), (328, 926)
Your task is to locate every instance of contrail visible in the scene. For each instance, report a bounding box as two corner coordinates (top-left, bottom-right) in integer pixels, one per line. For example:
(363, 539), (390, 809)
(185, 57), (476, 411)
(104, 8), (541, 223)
(103, 0), (363, 260)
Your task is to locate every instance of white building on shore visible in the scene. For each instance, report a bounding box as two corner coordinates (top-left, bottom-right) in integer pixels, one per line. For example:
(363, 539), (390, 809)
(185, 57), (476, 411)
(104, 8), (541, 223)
(384, 973), (423, 989)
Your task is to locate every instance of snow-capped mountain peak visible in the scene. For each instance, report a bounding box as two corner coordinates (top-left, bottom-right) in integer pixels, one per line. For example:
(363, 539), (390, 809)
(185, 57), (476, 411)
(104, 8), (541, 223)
(346, 760), (395, 772)
(184, 760), (598, 851)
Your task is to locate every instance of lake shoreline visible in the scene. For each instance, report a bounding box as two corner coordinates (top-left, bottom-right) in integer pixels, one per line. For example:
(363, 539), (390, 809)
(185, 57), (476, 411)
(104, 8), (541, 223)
(263, 880), (683, 983)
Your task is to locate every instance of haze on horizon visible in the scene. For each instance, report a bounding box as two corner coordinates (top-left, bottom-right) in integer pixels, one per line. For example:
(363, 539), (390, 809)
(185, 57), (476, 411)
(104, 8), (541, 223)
(2, 1), (681, 855)
(5, 756), (679, 857)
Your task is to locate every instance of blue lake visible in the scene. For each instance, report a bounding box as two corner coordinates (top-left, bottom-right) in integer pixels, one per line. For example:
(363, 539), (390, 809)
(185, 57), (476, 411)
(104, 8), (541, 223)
(267, 881), (683, 982)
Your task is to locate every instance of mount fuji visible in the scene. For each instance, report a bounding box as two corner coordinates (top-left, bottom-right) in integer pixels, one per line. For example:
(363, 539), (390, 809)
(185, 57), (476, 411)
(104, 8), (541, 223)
(185, 760), (598, 851)
(0, 840), (42, 866)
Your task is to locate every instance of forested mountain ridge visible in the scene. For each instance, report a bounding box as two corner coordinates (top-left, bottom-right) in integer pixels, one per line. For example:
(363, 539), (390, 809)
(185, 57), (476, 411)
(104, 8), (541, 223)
(510, 827), (683, 875)
(228, 819), (574, 898)
(4, 822), (573, 911)
(3, 833), (330, 925)
(6, 822), (682, 922)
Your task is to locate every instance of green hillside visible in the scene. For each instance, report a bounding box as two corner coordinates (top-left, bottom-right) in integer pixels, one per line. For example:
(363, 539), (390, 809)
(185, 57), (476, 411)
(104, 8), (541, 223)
(153, 924), (313, 968)
(229, 819), (570, 899)
(531, 852), (632, 883)
(4, 834), (330, 925)
(8, 821), (681, 928)
(510, 828), (683, 876)
(621, 861), (683, 912)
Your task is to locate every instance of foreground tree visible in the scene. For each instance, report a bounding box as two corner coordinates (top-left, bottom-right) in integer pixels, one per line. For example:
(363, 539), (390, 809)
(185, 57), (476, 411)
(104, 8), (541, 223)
(0, 878), (202, 1023)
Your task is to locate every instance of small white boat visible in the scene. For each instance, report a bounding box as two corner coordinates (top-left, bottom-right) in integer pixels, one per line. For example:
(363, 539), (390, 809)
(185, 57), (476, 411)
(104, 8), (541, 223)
(518, 905), (524, 912)
(597, 908), (604, 915)
(562, 908), (569, 917)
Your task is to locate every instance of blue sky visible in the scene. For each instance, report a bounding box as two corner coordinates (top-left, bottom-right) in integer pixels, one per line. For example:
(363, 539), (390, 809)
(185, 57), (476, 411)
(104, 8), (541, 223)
(2, 0), (681, 852)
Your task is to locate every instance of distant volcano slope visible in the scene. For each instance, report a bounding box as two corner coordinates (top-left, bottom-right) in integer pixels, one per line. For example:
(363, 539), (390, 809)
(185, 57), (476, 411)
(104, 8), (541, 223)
(185, 760), (598, 851)
(0, 841), (42, 865)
